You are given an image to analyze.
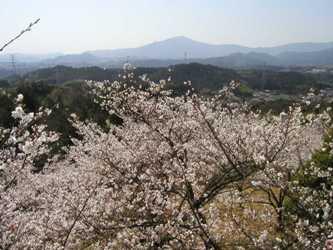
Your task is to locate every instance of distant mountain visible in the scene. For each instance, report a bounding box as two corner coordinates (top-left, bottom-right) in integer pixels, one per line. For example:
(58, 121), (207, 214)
(2, 37), (333, 69)
(40, 53), (106, 67)
(88, 36), (251, 59)
(23, 65), (121, 84)
(277, 47), (333, 66)
(0, 53), (63, 63)
(256, 42), (333, 55)
(123, 52), (281, 69)
(202, 52), (281, 68)
(38, 49), (333, 70)
(203, 48), (333, 68)
(87, 36), (333, 60)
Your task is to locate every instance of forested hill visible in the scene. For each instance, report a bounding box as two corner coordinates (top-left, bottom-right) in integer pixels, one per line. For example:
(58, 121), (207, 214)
(10, 63), (329, 94)
(23, 65), (122, 84)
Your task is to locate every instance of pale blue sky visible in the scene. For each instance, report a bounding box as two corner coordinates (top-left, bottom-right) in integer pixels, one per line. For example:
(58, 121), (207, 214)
(1, 0), (332, 53)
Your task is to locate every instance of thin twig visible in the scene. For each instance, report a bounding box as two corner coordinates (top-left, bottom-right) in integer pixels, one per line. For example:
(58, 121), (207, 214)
(62, 180), (101, 248)
(0, 18), (40, 52)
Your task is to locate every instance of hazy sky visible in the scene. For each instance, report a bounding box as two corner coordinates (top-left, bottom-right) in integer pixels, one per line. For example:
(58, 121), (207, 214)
(1, 0), (332, 54)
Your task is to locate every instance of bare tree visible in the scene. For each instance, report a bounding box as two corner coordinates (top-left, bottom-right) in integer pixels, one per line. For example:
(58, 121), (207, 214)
(0, 18), (40, 53)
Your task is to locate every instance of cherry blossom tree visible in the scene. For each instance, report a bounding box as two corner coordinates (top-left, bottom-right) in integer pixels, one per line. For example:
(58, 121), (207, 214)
(0, 95), (58, 249)
(0, 67), (329, 249)
(1, 16), (331, 250)
(282, 117), (333, 249)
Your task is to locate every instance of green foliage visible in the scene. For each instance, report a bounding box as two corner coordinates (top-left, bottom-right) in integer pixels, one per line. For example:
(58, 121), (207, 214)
(20, 64), (329, 95)
(165, 63), (239, 94)
(43, 81), (110, 149)
(0, 80), (111, 152)
(24, 65), (121, 85)
(0, 79), (10, 88)
(296, 129), (333, 188)
(283, 128), (333, 242)
(16, 81), (55, 111)
(239, 70), (325, 94)
(234, 83), (253, 97)
(251, 98), (294, 114)
(0, 91), (15, 128)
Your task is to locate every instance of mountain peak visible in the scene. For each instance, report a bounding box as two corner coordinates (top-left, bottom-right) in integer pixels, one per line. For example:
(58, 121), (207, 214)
(151, 36), (198, 45)
(16, 37), (333, 66)
(167, 36), (194, 41)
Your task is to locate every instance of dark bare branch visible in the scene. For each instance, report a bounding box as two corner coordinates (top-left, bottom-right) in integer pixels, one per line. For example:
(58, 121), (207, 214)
(0, 18), (40, 53)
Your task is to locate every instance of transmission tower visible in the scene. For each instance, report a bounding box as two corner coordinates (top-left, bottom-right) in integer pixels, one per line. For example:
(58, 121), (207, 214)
(11, 54), (18, 76)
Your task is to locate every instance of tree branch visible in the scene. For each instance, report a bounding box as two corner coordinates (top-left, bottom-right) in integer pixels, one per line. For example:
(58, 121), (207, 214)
(0, 18), (40, 53)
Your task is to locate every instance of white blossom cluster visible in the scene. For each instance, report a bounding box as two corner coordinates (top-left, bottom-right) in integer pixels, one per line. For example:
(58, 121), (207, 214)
(0, 74), (330, 249)
(0, 95), (58, 249)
